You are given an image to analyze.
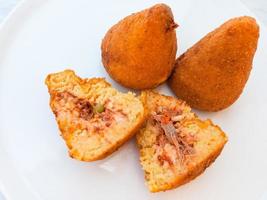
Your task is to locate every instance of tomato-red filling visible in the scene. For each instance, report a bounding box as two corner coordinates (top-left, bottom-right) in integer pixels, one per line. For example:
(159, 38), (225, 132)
(53, 92), (127, 132)
(152, 106), (196, 166)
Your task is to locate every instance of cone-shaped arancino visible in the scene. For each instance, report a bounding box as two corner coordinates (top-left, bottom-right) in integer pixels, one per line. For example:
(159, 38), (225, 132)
(102, 4), (178, 89)
(169, 16), (259, 111)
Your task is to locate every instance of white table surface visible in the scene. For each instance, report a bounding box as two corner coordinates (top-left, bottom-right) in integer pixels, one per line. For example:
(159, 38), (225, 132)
(0, 0), (266, 199)
(1, 0), (267, 25)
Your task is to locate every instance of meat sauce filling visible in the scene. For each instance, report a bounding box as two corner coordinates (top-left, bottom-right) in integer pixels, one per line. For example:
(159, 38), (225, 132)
(53, 92), (126, 132)
(152, 106), (196, 166)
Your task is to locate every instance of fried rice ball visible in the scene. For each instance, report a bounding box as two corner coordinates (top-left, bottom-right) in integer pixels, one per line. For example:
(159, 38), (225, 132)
(101, 4), (178, 89)
(169, 16), (259, 111)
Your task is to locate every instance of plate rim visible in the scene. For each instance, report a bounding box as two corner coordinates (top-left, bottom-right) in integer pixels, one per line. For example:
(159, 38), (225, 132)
(0, 0), (267, 200)
(0, 1), (44, 199)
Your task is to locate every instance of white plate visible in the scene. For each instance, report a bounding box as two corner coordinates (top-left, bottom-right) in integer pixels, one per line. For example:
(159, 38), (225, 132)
(0, 0), (267, 199)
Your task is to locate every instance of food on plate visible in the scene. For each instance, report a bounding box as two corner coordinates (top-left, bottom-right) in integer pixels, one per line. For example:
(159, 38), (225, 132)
(45, 70), (146, 161)
(136, 91), (227, 192)
(101, 3), (178, 89)
(169, 16), (259, 111)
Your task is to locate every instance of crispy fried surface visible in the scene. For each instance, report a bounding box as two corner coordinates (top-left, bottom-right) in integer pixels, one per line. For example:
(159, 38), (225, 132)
(136, 91), (227, 192)
(101, 4), (177, 89)
(45, 70), (146, 161)
(169, 16), (259, 111)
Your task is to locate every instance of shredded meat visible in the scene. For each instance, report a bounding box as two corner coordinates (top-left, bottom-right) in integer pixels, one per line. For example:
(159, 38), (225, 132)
(53, 92), (127, 133)
(76, 100), (93, 120)
(55, 92), (94, 120)
(152, 107), (195, 165)
(160, 123), (177, 143)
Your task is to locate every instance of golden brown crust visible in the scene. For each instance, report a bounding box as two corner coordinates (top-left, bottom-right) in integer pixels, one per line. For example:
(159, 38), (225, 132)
(171, 135), (225, 188)
(46, 70), (147, 161)
(150, 119), (227, 192)
(136, 91), (227, 192)
(151, 144), (225, 192)
(169, 16), (259, 111)
(101, 4), (177, 89)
